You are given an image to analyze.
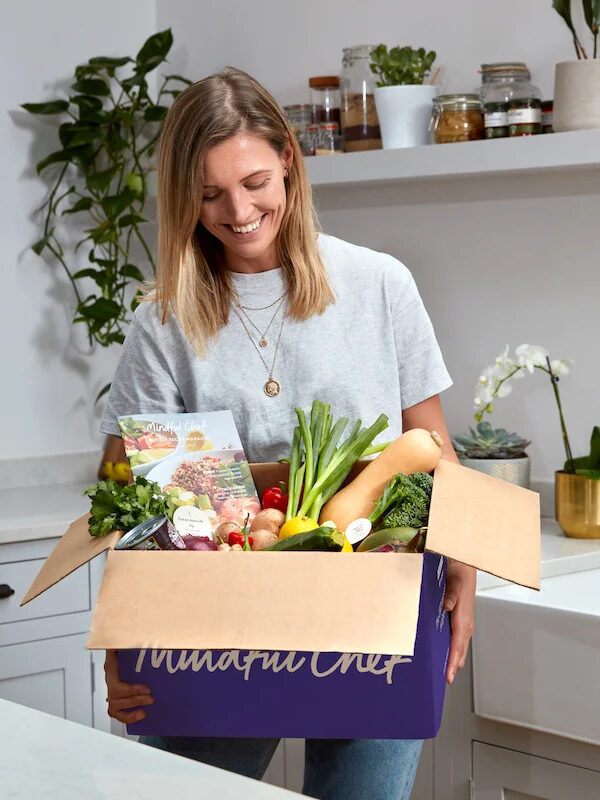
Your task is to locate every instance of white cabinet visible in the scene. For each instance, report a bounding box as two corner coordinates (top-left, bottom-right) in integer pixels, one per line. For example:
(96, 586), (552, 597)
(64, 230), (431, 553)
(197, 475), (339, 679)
(0, 536), (109, 732)
(472, 742), (600, 799)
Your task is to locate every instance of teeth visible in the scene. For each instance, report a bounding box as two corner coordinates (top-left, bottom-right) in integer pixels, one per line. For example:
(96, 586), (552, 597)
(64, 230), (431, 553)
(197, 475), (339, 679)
(231, 215), (263, 234)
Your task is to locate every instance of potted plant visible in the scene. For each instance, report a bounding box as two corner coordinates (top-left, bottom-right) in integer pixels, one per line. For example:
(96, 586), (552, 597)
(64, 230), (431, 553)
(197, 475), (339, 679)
(452, 421), (532, 488)
(552, 1), (600, 131)
(456, 343), (600, 538)
(369, 44), (438, 148)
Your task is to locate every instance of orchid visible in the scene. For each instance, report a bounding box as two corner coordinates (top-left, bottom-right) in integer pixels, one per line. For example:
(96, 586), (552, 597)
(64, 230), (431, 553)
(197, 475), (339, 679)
(473, 344), (576, 472)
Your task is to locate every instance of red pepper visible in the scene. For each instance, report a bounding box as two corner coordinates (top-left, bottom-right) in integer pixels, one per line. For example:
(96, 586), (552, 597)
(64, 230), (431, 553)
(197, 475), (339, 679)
(228, 530), (254, 548)
(262, 482), (289, 514)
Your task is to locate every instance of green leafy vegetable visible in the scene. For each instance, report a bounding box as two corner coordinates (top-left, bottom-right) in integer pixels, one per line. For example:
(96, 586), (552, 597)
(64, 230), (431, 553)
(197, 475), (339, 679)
(83, 476), (178, 537)
(368, 472), (433, 530)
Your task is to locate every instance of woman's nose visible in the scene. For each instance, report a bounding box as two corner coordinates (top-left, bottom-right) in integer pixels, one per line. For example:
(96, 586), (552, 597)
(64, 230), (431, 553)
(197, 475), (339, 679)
(226, 191), (255, 224)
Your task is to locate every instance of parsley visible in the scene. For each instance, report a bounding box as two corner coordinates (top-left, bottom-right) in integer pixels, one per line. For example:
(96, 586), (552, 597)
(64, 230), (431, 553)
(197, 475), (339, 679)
(83, 477), (178, 537)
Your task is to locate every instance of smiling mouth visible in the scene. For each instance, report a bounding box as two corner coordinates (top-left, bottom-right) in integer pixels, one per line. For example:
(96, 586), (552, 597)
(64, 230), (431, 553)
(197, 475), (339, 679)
(226, 214), (267, 234)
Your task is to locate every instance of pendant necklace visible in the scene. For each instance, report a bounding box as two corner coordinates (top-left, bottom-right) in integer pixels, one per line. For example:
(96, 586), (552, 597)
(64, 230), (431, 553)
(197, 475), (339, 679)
(235, 294), (286, 348)
(232, 305), (287, 397)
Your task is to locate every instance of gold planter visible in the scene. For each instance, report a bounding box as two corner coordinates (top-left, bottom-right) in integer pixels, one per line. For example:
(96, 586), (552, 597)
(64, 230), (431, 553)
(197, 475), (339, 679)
(555, 471), (600, 538)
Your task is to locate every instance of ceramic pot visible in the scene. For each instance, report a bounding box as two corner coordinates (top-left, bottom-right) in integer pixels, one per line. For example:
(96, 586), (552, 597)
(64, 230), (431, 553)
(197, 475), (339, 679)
(374, 84), (437, 148)
(555, 470), (600, 538)
(457, 455), (531, 489)
(553, 60), (600, 132)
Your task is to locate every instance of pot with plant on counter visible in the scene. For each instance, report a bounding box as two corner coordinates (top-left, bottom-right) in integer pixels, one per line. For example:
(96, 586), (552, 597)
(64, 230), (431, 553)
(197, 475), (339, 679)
(369, 43), (438, 148)
(452, 421), (531, 488)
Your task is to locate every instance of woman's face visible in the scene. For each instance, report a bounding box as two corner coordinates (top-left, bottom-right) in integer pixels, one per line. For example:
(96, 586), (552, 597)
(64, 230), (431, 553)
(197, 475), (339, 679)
(199, 133), (292, 273)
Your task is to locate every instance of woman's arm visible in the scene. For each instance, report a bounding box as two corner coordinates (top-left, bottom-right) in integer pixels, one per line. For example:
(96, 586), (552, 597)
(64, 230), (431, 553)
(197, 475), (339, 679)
(402, 394), (476, 685)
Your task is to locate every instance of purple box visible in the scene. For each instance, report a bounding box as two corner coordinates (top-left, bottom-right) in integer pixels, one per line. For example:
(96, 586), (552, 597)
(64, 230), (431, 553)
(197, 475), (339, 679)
(119, 553), (449, 739)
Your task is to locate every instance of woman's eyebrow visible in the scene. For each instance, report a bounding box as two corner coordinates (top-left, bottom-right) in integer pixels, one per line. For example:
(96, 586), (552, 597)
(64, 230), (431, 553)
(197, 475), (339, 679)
(203, 169), (272, 189)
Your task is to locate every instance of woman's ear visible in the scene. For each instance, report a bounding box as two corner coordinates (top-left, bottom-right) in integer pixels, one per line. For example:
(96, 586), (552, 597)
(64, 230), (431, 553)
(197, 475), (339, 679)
(283, 135), (294, 173)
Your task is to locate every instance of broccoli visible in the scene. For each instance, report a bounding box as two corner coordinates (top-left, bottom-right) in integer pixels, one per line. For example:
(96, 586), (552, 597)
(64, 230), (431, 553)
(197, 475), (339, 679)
(368, 471), (433, 530)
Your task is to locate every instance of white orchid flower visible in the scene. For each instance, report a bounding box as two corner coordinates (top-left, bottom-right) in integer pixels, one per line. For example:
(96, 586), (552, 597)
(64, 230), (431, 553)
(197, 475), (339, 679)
(478, 366), (497, 385)
(550, 358), (573, 375)
(475, 383), (494, 404)
(494, 345), (511, 366)
(495, 381), (513, 398)
(515, 344), (549, 373)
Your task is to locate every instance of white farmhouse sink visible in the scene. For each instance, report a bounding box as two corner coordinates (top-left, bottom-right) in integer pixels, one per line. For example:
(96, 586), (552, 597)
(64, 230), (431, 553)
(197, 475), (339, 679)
(473, 567), (600, 745)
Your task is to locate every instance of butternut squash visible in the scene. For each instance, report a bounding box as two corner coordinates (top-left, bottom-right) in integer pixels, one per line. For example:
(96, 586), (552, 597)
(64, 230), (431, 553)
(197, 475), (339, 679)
(318, 429), (443, 531)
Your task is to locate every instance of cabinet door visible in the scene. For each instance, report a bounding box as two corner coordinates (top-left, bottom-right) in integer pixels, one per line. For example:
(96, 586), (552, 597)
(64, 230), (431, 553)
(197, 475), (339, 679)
(0, 634), (92, 726)
(472, 742), (600, 799)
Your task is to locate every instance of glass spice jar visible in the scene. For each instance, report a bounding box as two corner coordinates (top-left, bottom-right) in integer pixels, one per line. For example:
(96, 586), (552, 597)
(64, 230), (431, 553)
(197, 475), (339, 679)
(340, 45), (382, 152)
(282, 104), (314, 155)
(542, 100), (553, 133)
(309, 76), (341, 128)
(508, 97), (542, 137)
(431, 94), (485, 144)
(479, 63), (541, 139)
(315, 121), (343, 154)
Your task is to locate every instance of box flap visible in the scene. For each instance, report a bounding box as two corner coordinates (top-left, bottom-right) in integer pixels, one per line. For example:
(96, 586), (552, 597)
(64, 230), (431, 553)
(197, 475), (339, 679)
(425, 460), (540, 590)
(21, 515), (121, 605)
(87, 550), (424, 656)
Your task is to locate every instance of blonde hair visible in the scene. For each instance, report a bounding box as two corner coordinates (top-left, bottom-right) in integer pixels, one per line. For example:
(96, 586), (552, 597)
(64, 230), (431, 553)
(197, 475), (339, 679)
(145, 66), (335, 356)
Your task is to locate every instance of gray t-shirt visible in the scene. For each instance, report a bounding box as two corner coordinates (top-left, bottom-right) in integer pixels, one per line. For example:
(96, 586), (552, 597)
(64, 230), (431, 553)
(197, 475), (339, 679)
(100, 233), (452, 462)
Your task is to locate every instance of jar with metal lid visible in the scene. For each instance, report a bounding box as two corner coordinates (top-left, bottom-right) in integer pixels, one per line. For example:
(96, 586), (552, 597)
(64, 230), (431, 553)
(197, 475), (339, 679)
(282, 104), (314, 155)
(340, 45), (382, 152)
(479, 63), (541, 139)
(309, 76), (341, 128)
(431, 94), (484, 144)
(315, 121), (343, 155)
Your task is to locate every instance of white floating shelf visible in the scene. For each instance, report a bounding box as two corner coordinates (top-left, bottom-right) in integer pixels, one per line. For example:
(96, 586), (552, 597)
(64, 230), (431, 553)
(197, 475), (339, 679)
(304, 129), (600, 188)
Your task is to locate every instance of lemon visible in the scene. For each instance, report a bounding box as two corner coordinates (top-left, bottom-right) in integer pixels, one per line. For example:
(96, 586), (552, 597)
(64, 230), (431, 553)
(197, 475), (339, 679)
(279, 516), (319, 539)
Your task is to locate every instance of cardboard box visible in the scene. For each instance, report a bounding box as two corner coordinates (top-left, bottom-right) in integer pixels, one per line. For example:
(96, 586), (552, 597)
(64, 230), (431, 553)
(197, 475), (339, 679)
(22, 459), (540, 739)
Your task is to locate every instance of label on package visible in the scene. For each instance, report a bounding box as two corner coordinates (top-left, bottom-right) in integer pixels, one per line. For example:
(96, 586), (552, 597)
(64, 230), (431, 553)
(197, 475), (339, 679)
(344, 518), (372, 545)
(173, 506), (213, 538)
(484, 110), (508, 128)
(507, 108), (542, 125)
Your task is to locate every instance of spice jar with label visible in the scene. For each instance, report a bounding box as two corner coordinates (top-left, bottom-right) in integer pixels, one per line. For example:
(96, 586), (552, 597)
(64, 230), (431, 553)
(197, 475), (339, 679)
(340, 45), (382, 152)
(479, 63), (541, 139)
(309, 76), (341, 128)
(283, 104), (314, 155)
(431, 94), (485, 144)
(508, 97), (542, 136)
(315, 121), (344, 154)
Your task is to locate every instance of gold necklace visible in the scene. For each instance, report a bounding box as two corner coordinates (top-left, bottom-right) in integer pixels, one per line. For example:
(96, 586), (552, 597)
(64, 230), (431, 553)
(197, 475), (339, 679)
(232, 305), (286, 397)
(235, 295), (286, 347)
(238, 291), (286, 312)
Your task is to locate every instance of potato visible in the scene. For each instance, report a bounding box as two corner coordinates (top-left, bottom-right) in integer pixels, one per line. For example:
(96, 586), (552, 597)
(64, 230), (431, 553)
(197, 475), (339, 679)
(250, 529), (279, 551)
(250, 508), (285, 537)
(213, 521), (239, 544)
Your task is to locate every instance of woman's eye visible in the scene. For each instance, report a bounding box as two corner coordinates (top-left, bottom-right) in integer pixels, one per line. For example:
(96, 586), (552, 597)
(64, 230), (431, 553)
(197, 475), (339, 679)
(246, 180), (268, 191)
(203, 195), (218, 202)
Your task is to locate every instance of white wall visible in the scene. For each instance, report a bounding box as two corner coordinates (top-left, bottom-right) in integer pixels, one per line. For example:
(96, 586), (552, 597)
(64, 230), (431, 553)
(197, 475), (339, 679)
(3, 0), (598, 482)
(156, 0), (600, 483)
(1, 0), (155, 459)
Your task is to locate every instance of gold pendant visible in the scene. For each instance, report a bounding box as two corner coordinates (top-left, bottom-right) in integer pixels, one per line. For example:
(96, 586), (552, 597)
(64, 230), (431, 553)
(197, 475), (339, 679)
(259, 338), (268, 347)
(264, 379), (280, 397)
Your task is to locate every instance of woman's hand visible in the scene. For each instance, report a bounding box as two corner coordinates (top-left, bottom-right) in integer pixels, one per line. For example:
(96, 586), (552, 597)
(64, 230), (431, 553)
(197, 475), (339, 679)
(104, 650), (154, 724)
(443, 561), (476, 684)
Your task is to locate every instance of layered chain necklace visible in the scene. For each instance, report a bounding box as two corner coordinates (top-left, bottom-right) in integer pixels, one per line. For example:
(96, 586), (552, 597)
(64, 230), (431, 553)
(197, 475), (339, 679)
(232, 294), (287, 397)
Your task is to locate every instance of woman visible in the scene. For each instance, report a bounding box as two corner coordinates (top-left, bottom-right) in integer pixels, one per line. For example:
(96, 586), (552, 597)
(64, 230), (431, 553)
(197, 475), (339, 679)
(102, 67), (475, 800)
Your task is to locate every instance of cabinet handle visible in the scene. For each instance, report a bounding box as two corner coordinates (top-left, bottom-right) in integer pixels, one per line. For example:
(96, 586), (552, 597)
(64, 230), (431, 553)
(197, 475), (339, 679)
(0, 584), (15, 599)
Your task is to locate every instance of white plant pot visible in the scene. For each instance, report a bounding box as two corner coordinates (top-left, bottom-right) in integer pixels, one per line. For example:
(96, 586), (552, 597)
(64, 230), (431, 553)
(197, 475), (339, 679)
(457, 455), (531, 489)
(374, 84), (437, 149)
(554, 60), (600, 132)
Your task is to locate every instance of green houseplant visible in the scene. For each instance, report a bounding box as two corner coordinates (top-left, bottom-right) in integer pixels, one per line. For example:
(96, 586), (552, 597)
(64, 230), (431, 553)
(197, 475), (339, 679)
(369, 44), (438, 149)
(551, 1), (600, 131)
(22, 28), (192, 399)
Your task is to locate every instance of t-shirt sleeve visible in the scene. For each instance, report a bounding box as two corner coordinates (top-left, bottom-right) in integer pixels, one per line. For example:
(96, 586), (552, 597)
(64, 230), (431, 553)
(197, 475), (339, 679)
(100, 314), (185, 437)
(389, 265), (453, 409)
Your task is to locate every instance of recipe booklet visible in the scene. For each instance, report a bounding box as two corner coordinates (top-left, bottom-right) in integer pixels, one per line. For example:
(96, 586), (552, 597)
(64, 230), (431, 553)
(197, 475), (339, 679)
(117, 411), (260, 532)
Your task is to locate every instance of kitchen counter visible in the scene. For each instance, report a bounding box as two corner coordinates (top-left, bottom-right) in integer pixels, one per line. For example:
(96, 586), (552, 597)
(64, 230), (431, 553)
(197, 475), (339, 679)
(0, 698), (306, 799)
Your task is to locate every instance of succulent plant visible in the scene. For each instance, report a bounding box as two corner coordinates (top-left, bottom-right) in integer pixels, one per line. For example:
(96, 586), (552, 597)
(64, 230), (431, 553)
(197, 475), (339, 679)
(452, 422), (530, 459)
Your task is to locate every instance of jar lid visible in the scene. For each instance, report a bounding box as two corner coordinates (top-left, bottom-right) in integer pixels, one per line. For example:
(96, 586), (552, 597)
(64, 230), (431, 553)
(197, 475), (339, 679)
(434, 93), (482, 108)
(480, 62), (529, 74)
(309, 75), (340, 88)
(342, 44), (378, 57)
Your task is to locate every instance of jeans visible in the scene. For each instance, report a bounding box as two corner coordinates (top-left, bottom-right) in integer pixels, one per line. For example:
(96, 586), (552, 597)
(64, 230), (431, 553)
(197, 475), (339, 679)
(139, 735), (423, 799)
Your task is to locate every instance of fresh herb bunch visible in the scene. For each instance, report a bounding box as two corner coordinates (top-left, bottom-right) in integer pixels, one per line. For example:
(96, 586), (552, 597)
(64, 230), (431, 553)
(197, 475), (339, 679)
(21, 29), (192, 400)
(84, 476), (177, 537)
(369, 45), (436, 87)
(368, 472), (433, 530)
(553, 0), (600, 59)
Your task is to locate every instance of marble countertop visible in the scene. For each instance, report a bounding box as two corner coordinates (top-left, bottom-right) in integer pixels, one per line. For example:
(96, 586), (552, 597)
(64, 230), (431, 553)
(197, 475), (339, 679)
(0, 698), (305, 799)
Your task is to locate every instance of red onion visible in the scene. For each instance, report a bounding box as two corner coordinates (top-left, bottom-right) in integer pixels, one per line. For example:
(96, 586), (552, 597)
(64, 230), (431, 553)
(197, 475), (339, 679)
(183, 535), (218, 551)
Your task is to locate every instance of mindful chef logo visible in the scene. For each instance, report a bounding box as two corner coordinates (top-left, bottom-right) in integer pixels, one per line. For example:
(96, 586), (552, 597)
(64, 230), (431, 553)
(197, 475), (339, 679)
(135, 650), (412, 685)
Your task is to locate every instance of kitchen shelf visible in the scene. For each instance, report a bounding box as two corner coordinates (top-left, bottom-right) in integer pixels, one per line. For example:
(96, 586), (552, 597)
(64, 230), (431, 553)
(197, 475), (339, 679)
(304, 129), (600, 189)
